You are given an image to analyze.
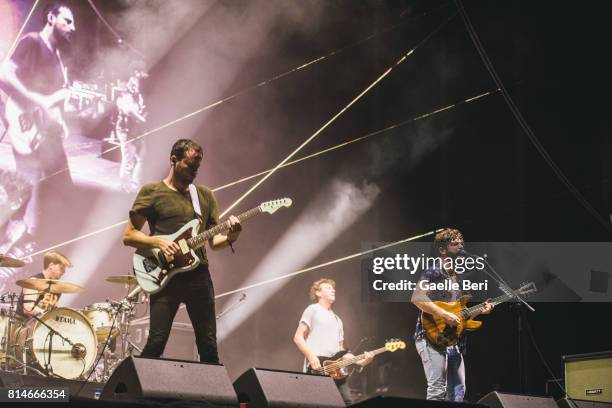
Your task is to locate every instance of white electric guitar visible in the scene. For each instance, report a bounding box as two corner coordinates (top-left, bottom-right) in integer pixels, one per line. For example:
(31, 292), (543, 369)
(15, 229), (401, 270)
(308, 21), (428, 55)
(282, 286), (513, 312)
(133, 198), (292, 293)
(5, 84), (107, 155)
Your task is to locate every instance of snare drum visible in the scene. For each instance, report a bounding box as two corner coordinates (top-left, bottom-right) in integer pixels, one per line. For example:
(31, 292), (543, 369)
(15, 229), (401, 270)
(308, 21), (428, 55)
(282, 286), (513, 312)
(81, 303), (119, 341)
(14, 307), (98, 379)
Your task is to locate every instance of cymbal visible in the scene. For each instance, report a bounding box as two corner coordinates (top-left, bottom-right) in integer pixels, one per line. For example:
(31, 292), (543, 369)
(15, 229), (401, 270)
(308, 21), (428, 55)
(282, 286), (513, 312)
(105, 275), (137, 285)
(15, 278), (84, 294)
(0, 254), (25, 268)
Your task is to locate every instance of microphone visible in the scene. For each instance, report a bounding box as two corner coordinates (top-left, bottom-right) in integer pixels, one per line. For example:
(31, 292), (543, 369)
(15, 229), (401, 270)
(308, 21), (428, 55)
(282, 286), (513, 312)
(71, 343), (87, 359)
(459, 249), (477, 257)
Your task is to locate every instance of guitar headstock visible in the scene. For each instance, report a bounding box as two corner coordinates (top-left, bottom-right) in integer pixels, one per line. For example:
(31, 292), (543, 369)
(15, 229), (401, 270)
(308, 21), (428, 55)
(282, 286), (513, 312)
(517, 281), (537, 296)
(385, 339), (406, 352)
(260, 198), (292, 214)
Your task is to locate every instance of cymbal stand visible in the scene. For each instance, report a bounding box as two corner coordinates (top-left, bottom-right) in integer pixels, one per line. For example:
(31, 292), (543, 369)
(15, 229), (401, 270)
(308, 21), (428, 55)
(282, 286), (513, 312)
(0, 292), (19, 371)
(0, 292), (45, 376)
(117, 291), (146, 359)
(96, 290), (146, 381)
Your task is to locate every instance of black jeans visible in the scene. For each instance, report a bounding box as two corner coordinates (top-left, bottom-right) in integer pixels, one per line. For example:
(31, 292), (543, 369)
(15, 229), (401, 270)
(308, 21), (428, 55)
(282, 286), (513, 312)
(140, 264), (219, 363)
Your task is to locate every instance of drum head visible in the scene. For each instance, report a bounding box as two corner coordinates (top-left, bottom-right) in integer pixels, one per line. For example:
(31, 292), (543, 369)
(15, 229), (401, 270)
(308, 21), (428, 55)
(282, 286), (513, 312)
(30, 307), (98, 379)
(83, 302), (112, 311)
(81, 303), (118, 341)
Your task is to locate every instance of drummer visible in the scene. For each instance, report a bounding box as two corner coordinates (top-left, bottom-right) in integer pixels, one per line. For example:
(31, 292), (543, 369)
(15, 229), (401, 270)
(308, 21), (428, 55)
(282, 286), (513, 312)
(18, 251), (72, 317)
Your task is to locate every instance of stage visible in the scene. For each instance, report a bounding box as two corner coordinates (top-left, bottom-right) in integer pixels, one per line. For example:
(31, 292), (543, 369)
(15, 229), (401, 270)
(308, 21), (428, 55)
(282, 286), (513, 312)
(1, 0), (612, 407)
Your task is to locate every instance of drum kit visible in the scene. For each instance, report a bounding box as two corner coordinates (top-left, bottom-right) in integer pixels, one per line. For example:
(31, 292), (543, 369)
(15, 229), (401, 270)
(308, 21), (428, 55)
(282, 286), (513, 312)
(0, 254), (145, 382)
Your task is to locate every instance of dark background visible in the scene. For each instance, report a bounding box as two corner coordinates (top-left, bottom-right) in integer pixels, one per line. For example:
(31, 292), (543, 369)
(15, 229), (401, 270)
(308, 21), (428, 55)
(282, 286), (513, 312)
(1, 0), (611, 402)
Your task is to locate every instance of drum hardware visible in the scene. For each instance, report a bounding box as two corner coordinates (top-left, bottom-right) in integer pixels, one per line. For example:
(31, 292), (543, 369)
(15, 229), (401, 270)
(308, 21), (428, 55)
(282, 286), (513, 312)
(0, 293), (45, 376)
(3, 274), (148, 382)
(15, 278), (84, 294)
(109, 287), (146, 359)
(0, 292), (19, 371)
(86, 287), (146, 382)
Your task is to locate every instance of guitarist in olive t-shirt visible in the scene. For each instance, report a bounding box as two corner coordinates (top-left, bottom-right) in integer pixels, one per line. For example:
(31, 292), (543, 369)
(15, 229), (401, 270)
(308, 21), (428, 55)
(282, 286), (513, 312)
(0, 2), (75, 247)
(123, 139), (241, 363)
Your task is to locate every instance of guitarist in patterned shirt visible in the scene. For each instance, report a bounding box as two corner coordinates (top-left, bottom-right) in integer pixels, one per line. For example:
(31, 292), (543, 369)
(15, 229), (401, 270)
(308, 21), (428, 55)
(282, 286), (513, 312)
(411, 228), (494, 402)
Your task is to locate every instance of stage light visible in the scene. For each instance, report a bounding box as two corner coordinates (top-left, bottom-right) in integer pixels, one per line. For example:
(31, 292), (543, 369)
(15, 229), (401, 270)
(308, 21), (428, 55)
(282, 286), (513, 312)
(217, 179), (379, 341)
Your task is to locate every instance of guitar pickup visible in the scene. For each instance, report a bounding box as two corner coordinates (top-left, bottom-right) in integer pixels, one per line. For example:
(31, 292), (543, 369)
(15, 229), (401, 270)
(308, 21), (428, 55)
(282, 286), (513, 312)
(178, 239), (189, 255)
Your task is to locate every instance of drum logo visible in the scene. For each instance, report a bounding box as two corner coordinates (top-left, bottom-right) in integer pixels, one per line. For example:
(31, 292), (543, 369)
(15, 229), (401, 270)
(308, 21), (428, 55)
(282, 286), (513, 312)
(55, 315), (76, 324)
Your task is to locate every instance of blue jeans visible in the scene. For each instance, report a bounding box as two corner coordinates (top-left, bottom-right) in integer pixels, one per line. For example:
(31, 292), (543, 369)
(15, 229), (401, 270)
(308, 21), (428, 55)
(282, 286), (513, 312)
(415, 335), (465, 401)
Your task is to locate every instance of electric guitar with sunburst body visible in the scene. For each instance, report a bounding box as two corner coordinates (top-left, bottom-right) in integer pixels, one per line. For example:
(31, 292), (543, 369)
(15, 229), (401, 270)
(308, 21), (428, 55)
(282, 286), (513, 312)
(307, 339), (406, 381)
(421, 281), (537, 348)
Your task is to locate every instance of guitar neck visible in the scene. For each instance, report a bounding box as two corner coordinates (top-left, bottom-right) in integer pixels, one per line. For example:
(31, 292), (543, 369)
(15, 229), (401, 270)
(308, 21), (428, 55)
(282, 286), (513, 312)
(331, 347), (388, 370)
(187, 206), (261, 249)
(462, 292), (513, 319)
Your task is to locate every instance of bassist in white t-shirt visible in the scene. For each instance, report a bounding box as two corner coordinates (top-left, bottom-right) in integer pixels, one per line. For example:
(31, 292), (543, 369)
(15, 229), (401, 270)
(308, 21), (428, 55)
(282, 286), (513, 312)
(293, 278), (374, 405)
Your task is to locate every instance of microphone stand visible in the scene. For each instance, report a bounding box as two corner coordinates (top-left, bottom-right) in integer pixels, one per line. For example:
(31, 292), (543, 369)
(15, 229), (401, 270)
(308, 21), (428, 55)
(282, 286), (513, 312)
(462, 249), (535, 394)
(216, 293), (247, 320)
(30, 314), (76, 377)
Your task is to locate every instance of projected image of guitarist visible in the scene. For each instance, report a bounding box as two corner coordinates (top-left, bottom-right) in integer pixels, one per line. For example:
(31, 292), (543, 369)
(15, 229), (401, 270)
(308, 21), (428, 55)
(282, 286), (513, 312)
(0, 1), (75, 252)
(411, 228), (494, 402)
(294, 278), (375, 405)
(123, 138), (241, 364)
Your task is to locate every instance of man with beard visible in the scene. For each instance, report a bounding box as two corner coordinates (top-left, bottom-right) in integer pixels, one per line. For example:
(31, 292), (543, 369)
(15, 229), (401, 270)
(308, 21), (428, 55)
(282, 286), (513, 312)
(123, 139), (241, 364)
(0, 1), (75, 251)
(411, 228), (494, 402)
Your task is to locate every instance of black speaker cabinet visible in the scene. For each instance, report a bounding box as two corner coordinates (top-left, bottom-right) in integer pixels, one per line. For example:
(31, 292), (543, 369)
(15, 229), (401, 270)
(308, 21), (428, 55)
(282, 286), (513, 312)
(101, 356), (238, 405)
(478, 392), (558, 408)
(233, 367), (345, 407)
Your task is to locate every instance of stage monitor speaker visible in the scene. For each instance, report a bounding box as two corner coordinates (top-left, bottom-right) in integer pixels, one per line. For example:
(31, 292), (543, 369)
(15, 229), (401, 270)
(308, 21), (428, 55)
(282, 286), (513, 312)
(478, 392), (558, 408)
(350, 395), (488, 407)
(557, 398), (612, 408)
(101, 356), (238, 405)
(233, 367), (345, 407)
(563, 351), (612, 403)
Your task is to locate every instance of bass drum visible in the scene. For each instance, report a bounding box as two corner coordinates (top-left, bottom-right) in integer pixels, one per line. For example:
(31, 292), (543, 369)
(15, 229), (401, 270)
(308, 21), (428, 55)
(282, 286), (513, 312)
(14, 307), (98, 379)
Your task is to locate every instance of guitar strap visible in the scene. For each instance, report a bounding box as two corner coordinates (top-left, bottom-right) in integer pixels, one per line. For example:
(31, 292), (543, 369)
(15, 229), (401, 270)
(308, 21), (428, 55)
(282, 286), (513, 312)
(188, 184), (203, 223)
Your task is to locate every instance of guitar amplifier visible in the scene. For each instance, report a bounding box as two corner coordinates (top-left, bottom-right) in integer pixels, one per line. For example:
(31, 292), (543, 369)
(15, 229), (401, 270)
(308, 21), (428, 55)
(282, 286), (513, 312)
(129, 321), (198, 361)
(563, 351), (612, 403)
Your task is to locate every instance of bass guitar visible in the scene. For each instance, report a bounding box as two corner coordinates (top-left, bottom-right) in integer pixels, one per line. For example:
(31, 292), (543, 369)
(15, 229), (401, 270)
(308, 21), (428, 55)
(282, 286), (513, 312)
(421, 281), (537, 348)
(133, 198), (292, 294)
(307, 339), (405, 381)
